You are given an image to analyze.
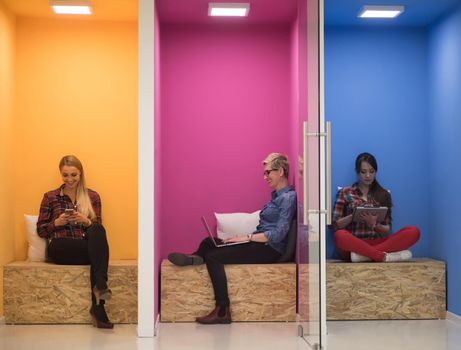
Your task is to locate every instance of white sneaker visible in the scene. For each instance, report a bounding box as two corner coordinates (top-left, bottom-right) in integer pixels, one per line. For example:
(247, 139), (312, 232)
(350, 252), (372, 262)
(384, 250), (412, 262)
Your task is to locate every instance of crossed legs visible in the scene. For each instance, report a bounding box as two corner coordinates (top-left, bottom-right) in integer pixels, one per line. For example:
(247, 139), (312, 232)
(47, 223), (110, 305)
(194, 238), (281, 308)
(334, 226), (420, 262)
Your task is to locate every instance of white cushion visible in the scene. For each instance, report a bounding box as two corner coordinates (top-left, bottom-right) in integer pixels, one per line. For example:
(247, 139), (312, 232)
(214, 211), (261, 239)
(24, 214), (46, 262)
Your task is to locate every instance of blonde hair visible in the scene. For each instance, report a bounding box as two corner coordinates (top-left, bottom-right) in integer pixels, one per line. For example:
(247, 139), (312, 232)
(263, 153), (289, 178)
(59, 155), (96, 221)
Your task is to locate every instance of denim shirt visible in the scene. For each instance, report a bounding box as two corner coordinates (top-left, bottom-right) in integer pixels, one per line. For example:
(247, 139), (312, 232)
(255, 186), (297, 254)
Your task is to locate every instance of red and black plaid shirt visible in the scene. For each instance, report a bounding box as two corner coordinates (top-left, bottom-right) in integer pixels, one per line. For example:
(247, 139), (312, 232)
(332, 184), (391, 239)
(37, 185), (102, 240)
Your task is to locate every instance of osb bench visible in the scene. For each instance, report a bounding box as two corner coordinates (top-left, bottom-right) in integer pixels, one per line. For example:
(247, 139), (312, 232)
(326, 258), (446, 320)
(160, 260), (296, 322)
(3, 260), (137, 324)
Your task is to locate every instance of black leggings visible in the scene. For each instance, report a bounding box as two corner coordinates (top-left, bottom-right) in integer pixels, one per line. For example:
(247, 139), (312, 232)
(194, 237), (281, 307)
(47, 223), (109, 306)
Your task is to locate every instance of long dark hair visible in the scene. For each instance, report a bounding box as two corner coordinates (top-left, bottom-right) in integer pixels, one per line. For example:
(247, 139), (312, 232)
(355, 153), (392, 210)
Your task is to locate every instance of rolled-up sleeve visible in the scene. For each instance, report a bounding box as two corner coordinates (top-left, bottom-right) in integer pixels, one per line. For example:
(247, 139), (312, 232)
(332, 189), (346, 231)
(264, 192), (296, 244)
(37, 194), (54, 238)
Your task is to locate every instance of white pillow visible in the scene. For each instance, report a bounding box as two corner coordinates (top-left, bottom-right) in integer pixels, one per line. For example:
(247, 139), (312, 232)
(214, 211), (261, 239)
(24, 214), (46, 262)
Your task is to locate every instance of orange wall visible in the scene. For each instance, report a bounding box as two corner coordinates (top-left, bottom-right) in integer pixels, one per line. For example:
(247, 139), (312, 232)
(14, 18), (138, 260)
(0, 0), (16, 317)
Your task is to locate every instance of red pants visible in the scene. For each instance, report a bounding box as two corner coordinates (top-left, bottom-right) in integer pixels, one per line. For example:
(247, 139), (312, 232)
(334, 226), (420, 262)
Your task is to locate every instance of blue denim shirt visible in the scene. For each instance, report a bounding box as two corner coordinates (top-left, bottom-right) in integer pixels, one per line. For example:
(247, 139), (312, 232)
(255, 186), (297, 254)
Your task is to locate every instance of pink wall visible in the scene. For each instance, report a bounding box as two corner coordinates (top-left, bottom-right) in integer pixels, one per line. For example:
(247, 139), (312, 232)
(159, 23), (293, 257)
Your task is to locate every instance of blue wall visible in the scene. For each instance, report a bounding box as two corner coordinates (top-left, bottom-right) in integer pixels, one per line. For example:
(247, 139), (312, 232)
(325, 27), (430, 259)
(428, 5), (461, 316)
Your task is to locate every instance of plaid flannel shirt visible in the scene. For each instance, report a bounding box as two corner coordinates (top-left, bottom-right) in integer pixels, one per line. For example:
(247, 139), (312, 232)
(332, 184), (391, 239)
(37, 185), (102, 240)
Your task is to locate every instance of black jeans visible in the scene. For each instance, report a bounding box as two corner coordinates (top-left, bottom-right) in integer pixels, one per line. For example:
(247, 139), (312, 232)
(47, 223), (109, 306)
(194, 237), (281, 308)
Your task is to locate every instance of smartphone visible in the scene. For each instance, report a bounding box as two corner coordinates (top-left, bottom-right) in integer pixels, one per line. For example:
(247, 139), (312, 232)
(64, 208), (76, 215)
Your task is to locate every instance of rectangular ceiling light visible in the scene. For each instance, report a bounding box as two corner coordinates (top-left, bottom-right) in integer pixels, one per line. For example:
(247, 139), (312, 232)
(358, 5), (404, 18)
(50, 0), (92, 15)
(208, 2), (250, 17)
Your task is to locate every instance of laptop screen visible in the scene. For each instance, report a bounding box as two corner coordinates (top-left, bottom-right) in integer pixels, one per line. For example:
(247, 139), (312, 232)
(201, 216), (219, 245)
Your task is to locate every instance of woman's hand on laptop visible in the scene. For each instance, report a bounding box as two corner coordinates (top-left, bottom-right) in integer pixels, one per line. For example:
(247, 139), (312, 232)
(223, 235), (249, 243)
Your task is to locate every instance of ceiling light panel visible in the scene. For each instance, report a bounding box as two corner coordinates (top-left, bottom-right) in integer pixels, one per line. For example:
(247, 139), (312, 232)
(50, 0), (92, 15)
(208, 2), (250, 17)
(358, 5), (404, 19)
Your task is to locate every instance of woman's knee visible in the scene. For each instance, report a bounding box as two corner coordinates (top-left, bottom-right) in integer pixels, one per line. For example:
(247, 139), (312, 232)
(400, 226), (421, 240)
(334, 230), (351, 245)
(201, 237), (213, 245)
(197, 237), (215, 253)
(86, 223), (106, 238)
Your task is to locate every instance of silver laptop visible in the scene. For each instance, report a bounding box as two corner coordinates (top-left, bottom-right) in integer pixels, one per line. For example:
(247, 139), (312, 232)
(201, 216), (250, 248)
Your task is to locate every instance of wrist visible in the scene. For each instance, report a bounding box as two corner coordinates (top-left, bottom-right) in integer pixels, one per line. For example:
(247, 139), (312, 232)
(247, 233), (253, 241)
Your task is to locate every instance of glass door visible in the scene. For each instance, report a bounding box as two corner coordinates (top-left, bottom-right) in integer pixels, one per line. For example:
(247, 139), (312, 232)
(297, 0), (327, 349)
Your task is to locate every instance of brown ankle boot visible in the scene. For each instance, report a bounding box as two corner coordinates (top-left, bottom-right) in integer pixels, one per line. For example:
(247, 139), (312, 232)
(168, 252), (204, 266)
(90, 304), (114, 329)
(196, 306), (231, 324)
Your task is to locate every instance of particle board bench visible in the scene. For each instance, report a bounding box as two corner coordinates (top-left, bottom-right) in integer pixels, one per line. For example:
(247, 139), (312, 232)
(326, 258), (446, 320)
(3, 260), (137, 324)
(160, 260), (296, 322)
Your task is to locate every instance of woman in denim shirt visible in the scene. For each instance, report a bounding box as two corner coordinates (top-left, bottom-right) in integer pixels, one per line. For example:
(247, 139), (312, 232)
(168, 153), (297, 325)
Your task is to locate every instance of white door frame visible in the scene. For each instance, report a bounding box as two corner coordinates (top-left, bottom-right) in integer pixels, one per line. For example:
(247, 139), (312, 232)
(138, 0), (155, 338)
(319, 0), (328, 346)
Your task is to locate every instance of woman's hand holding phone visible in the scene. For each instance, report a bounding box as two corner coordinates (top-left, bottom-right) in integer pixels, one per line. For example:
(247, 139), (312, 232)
(55, 211), (71, 227)
(68, 211), (91, 226)
(55, 209), (90, 227)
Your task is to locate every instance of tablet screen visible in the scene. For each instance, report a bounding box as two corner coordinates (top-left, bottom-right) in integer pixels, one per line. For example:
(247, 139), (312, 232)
(352, 206), (388, 223)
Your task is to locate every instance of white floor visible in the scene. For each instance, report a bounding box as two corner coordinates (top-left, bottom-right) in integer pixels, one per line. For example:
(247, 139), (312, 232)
(1, 319), (460, 350)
